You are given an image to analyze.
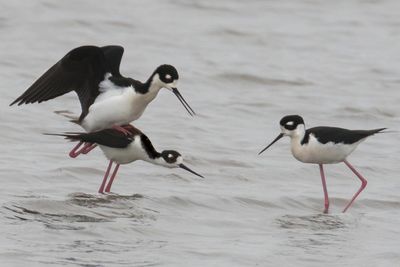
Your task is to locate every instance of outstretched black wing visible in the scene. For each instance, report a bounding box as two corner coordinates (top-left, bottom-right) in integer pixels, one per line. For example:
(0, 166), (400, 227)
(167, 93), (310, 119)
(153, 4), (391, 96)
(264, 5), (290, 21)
(101, 45), (124, 77)
(10, 45), (125, 121)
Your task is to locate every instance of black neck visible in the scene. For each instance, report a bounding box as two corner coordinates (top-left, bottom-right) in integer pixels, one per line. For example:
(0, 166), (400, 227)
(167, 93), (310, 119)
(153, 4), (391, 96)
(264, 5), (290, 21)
(140, 134), (161, 159)
(108, 75), (151, 94)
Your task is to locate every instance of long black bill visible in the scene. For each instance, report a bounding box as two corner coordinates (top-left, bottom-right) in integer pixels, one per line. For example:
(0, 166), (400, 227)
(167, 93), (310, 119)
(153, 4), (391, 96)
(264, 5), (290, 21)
(179, 163), (204, 178)
(258, 133), (284, 155)
(172, 88), (196, 116)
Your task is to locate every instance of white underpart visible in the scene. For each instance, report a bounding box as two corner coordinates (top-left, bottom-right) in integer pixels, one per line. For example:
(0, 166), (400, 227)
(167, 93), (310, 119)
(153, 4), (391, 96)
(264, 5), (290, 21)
(80, 73), (164, 132)
(289, 130), (365, 164)
(99, 136), (149, 164)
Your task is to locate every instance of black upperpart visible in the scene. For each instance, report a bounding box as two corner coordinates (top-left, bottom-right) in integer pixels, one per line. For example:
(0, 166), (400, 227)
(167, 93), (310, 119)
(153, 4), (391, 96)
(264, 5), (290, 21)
(280, 115), (305, 130)
(301, 127), (386, 145)
(154, 64), (179, 84)
(51, 124), (144, 148)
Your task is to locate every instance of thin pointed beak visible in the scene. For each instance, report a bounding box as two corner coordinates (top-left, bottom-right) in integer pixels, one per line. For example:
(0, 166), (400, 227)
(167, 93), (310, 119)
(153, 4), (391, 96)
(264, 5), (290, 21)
(179, 163), (204, 178)
(172, 88), (196, 116)
(258, 133), (284, 155)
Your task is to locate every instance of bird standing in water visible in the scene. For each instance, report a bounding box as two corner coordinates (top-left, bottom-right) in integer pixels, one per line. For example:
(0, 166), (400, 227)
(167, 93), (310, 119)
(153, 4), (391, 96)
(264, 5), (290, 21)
(49, 124), (203, 193)
(259, 115), (385, 213)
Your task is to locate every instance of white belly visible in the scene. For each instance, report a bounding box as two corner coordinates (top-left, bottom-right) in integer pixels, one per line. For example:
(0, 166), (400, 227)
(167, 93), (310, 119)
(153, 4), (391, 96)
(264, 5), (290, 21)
(80, 87), (157, 132)
(291, 136), (362, 164)
(99, 138), (148, 165)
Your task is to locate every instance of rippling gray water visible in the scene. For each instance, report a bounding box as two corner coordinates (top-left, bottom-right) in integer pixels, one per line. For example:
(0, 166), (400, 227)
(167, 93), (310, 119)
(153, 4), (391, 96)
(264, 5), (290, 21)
(1, 0), (400, 266)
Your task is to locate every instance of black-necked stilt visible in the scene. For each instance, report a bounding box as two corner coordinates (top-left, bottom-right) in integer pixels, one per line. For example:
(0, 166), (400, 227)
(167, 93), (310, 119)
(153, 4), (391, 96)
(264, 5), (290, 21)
(48, 124), (203, 193)
(10, 45), (196, 133)
(259, 115), (386, 213)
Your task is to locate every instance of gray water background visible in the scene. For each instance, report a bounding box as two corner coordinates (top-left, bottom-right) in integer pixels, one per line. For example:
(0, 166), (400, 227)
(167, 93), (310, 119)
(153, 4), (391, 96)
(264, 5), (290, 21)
(1, 0), (400, 266)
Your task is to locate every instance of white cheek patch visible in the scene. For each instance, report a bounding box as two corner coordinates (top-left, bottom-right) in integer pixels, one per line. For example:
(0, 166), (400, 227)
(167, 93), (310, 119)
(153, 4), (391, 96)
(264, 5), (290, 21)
(176, 156), (183, 165)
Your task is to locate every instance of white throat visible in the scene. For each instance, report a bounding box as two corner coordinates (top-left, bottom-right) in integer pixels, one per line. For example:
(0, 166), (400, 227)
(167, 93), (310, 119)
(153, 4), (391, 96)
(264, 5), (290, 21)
(288, 125), (306, 140)
(149, 74), (165, 94)
(287, 125), (307, 154)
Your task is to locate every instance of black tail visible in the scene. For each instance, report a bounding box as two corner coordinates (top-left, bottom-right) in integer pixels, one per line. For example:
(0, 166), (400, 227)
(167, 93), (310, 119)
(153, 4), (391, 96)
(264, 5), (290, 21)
(367, 128), (387, 135)
(43, 133), (87, 142)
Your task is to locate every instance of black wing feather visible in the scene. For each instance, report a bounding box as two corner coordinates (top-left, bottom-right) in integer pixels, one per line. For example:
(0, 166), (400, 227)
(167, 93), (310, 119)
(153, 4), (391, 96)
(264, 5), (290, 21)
(55, 129), (133, 148)
(101, 46), (124, 77)
(10, 45), (126, 121)
(302, 127), (386, 145)
(47, 125), (144, 149)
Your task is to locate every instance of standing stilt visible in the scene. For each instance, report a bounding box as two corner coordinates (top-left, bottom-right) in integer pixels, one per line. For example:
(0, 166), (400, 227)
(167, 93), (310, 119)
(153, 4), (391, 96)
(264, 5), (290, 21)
(319, 164), (329, 214)
(105, 164), (121, 193)
(98, 160), (113, 194)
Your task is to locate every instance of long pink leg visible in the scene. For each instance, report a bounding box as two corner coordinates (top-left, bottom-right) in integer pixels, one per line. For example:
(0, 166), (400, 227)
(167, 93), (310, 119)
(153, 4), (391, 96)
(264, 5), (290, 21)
(342, 160), (368, 213)
(112, 125), (132, 136)
(319, 164), (329, 214)
(105, 164), (120, 193)
(98, 160), (113, 194)
(69, 142), (84, 158)
(82, 144), (97, 154)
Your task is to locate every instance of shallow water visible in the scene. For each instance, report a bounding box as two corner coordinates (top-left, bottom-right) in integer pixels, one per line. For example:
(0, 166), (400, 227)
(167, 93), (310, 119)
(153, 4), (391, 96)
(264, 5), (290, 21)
(1, 0), (400, 266)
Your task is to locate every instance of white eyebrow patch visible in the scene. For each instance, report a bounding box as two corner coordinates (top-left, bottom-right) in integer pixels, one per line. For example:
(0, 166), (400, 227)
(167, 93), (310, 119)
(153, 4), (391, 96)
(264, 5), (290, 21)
(165, 74), (171, 79)
(286, 121), (294, 126)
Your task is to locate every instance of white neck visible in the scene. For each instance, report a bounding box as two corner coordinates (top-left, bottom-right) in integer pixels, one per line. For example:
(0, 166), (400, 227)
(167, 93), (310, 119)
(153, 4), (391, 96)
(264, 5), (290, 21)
(148, 74), (165, 94)
(288, 125), (311, 163)
(142, 156), (170, 168)
(287, 125), (306, 146)
(289, 125), (305, 139)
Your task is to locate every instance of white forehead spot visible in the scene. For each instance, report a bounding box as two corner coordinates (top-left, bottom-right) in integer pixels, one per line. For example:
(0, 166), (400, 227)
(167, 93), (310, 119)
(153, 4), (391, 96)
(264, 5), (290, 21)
(165, 74), (171, 79)
(286, 121), (294, 126)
